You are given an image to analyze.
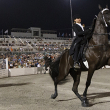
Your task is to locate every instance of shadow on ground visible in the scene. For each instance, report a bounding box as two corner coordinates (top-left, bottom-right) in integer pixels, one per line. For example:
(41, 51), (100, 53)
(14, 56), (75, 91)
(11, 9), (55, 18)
(0, 82), (31, 87)
(56, 92), (110, 107)
(88, 92), (110, 106)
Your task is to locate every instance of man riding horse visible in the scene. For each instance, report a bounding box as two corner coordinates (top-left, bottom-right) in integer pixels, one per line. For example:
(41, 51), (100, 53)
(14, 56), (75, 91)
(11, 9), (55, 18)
(44, 5), (110, 107)
(69, 14), (95, 69)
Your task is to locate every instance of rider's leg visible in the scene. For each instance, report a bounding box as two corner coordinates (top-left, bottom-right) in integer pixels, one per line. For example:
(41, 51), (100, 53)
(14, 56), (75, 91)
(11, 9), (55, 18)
(73, 44), (80, 69)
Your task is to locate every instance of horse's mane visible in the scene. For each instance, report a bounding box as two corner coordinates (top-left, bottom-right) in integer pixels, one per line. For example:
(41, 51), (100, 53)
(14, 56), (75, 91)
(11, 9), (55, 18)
(91, 17), (97, 32)
(85, 17), (97, 41)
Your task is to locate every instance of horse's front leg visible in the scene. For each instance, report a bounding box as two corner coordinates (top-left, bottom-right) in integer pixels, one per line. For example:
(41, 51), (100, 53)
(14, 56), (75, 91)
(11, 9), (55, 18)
(82, 67), (95, 107)
(51, 81), (58, 99)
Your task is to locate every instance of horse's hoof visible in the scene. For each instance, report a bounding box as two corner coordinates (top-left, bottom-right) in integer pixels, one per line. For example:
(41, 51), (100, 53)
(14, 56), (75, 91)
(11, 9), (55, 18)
(51, 94), (57, 99)
(81, 99), (89, 107)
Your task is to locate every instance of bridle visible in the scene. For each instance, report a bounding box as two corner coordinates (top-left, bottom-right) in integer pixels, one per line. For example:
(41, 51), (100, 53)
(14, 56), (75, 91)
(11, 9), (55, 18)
(85, 8), (110, 57)
(101, 8), (109, 27)
(88, 8), (110, 48)
(93, 8), (110, 35)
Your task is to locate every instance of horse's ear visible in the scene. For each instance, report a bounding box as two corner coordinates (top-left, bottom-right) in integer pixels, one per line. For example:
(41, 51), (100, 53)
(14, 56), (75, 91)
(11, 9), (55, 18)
(99, 4), (102, 10)
(106, 5), (108, 8)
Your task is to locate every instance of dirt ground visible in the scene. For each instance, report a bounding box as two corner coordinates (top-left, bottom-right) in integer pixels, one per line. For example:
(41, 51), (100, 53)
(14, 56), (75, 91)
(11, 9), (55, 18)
(0, 69), (110, 110)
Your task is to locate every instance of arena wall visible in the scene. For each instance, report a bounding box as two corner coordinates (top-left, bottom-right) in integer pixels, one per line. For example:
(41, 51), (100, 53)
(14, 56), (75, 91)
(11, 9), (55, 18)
(0, 58), (8, 78)
(0, 69), (8, 78)
(8, 67), (49, 77)
(0, 66), (110, 78)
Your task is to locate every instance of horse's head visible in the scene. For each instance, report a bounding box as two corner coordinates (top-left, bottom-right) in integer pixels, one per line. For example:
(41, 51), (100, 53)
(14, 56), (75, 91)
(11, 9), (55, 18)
(98, 5), (110, 26)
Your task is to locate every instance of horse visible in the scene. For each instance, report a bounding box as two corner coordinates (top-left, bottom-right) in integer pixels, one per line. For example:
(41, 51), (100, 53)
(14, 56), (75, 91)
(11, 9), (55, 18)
(44, 5), (110, 107)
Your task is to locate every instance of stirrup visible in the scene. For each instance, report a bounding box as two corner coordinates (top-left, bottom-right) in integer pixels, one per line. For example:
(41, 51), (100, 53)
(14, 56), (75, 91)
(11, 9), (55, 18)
(74, 62), (80, 69)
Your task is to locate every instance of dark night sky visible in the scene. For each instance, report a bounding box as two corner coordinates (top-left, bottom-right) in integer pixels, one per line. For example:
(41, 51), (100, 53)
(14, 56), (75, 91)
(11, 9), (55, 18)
(0, 0), (110, 33)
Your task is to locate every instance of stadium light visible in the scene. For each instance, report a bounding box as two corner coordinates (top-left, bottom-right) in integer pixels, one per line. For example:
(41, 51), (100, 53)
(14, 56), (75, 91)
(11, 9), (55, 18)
(70, 0), (73, 28)
(70, 0), (74, 37)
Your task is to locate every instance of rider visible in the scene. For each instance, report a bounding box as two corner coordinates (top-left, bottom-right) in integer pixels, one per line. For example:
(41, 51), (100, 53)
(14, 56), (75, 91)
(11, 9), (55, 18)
(69, 14), (92, 69)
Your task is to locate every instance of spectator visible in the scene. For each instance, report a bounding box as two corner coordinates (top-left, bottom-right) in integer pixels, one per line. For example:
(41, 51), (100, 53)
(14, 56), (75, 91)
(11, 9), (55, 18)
(9, 61), (13, 68)
(37, 61), (41, 67)
(31, 62), (35, 67)
(18, 63), (22, 68)
(35, 60), (38, 67)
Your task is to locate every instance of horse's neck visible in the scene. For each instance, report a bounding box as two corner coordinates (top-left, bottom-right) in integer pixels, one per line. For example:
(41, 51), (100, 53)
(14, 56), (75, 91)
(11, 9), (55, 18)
(90, 19), (108, 45)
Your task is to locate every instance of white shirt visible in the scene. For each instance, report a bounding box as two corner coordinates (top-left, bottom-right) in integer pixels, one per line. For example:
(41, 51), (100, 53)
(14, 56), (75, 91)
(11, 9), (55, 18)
(37, 64), (41, 67)
(76, 23), (84, 31)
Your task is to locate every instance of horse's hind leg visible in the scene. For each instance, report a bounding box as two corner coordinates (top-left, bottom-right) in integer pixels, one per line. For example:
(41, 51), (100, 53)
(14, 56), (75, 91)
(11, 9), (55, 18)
(51, 78), (58, 99)
(51, 70), (69, 99)
(70, 70), (83, 102)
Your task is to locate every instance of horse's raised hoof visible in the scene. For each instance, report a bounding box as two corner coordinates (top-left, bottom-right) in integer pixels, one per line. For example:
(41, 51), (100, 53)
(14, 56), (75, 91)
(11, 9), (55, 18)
(51, 94), (58, 99)
(81, 98), (89, 107)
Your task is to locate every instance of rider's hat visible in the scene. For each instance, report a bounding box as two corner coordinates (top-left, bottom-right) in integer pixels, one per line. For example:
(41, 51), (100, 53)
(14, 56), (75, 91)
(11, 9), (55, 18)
(73, 14), (81, 20)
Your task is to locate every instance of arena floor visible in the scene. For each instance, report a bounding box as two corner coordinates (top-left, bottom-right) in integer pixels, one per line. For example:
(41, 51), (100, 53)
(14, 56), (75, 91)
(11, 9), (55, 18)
(0, 69), (110, 110)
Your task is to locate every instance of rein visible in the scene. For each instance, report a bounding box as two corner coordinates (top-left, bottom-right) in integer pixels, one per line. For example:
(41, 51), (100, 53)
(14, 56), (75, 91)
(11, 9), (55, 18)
(93, 33), (110, 35)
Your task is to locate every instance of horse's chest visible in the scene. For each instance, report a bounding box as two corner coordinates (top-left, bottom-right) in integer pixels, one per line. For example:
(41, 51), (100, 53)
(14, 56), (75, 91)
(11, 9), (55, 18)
(86, 47), (107, 62)
(96, 51), (108, 65)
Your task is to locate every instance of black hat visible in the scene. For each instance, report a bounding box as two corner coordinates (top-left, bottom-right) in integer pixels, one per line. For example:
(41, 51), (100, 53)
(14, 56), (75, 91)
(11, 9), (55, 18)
(73, 14), (81, 20)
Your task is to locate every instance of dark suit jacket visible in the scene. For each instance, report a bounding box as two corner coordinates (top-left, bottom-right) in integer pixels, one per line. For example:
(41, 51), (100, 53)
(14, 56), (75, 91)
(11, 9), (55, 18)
(69, 23), (90, 55)
(73, 23), (90, 38)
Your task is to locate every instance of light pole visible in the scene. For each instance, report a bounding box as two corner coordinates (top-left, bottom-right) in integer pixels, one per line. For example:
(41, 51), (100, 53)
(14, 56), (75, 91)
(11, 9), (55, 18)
(70, 0), (74, 37)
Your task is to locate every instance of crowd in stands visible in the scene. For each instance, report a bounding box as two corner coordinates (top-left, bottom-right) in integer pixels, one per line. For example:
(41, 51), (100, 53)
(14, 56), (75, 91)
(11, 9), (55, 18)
(0, 43), (70, 53)
(0, 36), (71, 69)
(0, 52), (61, 69)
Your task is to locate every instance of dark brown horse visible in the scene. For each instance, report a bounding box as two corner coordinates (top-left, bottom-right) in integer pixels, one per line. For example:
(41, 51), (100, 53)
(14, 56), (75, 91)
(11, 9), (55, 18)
(44, 5), (110, 107)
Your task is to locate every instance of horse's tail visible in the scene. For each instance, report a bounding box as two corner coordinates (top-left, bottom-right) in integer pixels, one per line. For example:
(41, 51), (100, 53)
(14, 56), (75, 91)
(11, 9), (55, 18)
(49, 49), (70, 81)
